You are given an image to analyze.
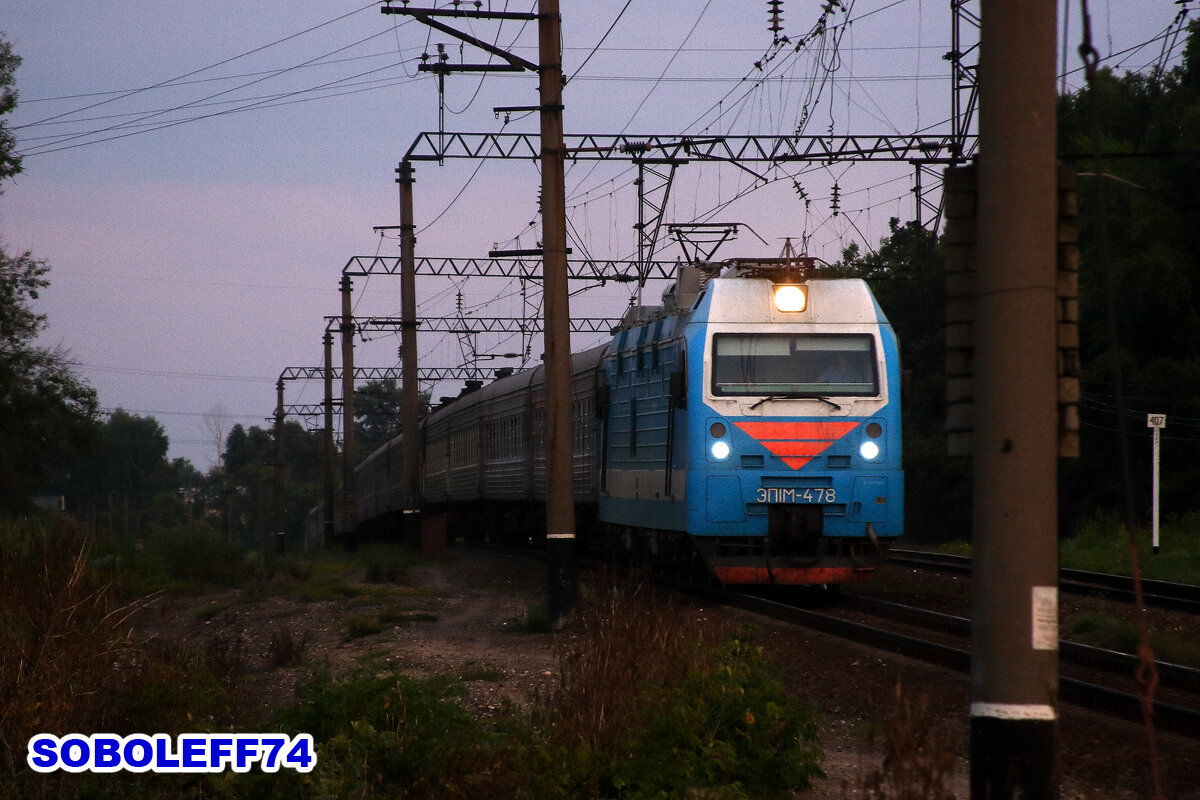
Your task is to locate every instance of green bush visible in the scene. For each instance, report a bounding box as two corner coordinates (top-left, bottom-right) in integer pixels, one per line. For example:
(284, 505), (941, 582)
(585, 633), (823, 799)
(274, 670), (525, 800)
(547, 581), (824, 799)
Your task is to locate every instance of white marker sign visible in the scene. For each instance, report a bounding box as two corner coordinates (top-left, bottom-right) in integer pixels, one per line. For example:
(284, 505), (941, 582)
(1147, 414), (1166, 553)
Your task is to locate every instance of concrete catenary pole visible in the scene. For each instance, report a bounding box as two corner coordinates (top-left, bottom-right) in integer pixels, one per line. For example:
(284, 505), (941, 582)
(323, 330), (336, 543)
(340, 275), (358, 550)
(970, 0), (1059, 796)
(274, 378), (286, 551)
(539, 0), (577, 625)
(398, 159), (422, 543)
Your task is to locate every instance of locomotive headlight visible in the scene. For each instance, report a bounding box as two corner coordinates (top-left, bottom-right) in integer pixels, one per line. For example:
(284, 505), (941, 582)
(773, 284), (808, 312)
(711, 440), (731, 460)
(859, 441), (881, 460)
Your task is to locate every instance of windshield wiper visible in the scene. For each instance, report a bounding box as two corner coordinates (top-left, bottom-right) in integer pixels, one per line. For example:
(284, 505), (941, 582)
(748, 394), (843, 411)
(749, 394), (787, 410)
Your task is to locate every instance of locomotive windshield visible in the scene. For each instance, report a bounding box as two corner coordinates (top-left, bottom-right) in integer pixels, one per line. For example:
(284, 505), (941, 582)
(711, 333), (878, 397)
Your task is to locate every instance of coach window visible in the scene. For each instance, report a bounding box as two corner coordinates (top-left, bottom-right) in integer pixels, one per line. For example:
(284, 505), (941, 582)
(629, 396), (638, 456)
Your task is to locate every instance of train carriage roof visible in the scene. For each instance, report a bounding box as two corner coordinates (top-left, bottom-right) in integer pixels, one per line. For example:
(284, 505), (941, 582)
(424, 342), (608, 427)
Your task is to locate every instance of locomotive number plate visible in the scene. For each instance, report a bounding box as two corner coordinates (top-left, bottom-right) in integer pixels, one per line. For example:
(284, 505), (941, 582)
(756, 488), (836, 504)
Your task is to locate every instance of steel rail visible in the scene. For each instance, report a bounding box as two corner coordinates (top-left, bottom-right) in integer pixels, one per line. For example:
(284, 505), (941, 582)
(887, 549), (1200, 613)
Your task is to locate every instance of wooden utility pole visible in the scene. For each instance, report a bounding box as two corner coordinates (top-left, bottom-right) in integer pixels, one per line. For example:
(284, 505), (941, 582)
(538, 0), (576, 625)
(971, 0), (1059, 796)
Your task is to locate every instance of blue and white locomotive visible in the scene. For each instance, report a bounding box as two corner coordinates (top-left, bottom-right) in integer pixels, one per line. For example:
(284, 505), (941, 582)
(354, 257), (903, 586)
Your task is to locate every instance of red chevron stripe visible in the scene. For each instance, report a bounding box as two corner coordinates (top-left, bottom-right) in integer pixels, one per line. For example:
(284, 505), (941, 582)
(733, 420), (859, 471)
(733, 420), (859, 440)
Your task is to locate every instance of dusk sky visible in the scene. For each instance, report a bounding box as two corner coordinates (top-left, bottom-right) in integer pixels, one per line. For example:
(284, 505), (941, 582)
(2, 1), (1187, 469)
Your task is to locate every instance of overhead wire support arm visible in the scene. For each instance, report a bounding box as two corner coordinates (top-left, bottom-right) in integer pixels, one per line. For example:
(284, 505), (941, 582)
(279, 366), (405, 382)
(341, 255), (675, 281)
(380, 4), (539, 72)
(325, 314), (618, 335)
(401, 132), (974, 164)
(277, 365), (500, 390)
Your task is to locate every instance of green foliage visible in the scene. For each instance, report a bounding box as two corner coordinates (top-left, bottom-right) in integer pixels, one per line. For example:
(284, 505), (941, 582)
(1056, 24), (1200, 530)
(356, 378), (405, 461)
(95, 523), (267, 594)
(935, 541), (972, 557)
(54, 409), (189, 530)
(196, 600), (232, 621)
(285, 570), (361, 601)
(1061, 510), (1200, 584)
(343, 613), (385, 641)
(1065, 612), (1200, 668)
(599, 633), (824, 799)
(0, 40), (100, 513)
(217, 421), (325, 542)
(833, 219), (972, 544)
(272, 670), (527, 800)
(0, 36), (22, 183)
(358, 542), (416, 583)
(0, 245), (101, 513)
(549, 584), (823, 799)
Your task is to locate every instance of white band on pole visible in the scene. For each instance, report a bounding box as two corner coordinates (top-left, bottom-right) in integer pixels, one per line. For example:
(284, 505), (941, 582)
(970, 702), (1057, 721)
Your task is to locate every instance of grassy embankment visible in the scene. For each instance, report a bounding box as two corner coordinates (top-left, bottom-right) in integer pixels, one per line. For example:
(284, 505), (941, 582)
(1, 515), (833, 800)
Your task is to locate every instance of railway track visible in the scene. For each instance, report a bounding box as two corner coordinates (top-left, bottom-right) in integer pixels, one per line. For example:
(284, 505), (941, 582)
(722, 587), (1200, 738)
(887, 548), (1200, 613)
(499, 543), (1200, 736)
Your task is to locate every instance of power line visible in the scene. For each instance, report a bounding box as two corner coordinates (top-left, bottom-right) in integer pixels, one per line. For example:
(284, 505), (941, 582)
(18, 29), (416, 157)
(16, 2), (381, 130)
(564, 0), (634, 85)
(73, 363), (276, 383)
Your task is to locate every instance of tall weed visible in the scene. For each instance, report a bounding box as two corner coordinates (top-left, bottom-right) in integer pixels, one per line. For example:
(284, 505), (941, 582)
(549, 580), (824, 799)
(0, 517), (143, 766)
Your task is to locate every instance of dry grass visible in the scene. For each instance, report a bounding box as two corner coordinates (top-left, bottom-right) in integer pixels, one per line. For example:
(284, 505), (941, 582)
(864, 679), (959, 800)
(551, 575), (730, 750)
(0, 517), (152, 769)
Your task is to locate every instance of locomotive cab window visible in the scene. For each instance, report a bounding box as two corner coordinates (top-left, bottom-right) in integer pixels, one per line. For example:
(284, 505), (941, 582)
(711, 333), (878, 397)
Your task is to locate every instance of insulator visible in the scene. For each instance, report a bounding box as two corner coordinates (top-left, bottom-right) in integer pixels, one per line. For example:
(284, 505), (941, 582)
(830, 182), (841, 216)
(768, 0), (784, 33)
